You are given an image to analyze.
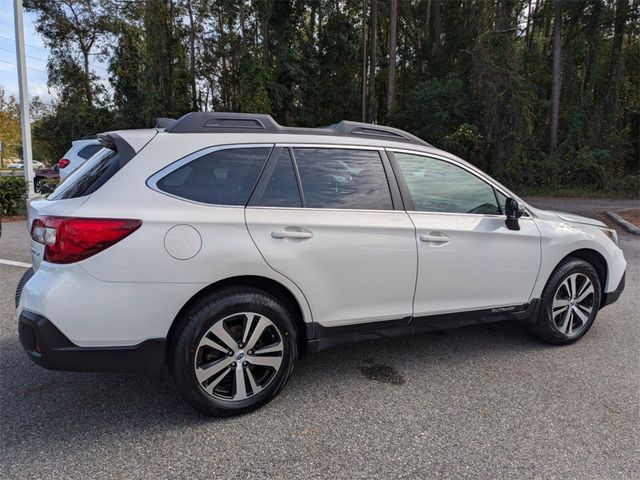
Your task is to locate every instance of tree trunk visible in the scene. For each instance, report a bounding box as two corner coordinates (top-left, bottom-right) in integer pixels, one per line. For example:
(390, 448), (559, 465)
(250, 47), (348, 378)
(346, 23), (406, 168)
(432, 0), (441, 57)
(361, 0), (368, 122)
(549, 0), (562, 153)
(605, 0), (629, 121)
(386, 0), (397, 122)
(81, 46), (93, 105)
(186, 0), (197, 111)
(366, 0), (377, 123)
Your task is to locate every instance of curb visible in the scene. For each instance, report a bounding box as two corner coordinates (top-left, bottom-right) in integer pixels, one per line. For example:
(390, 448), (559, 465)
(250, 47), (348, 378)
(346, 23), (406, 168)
(607, 211), (640, 236)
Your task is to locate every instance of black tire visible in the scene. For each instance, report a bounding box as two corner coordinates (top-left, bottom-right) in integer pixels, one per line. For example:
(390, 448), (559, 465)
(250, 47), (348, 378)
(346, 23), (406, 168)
(34, 177), (44, 193)
(169, 287), (298, 417)
(15, 268), (35, 308)
(531, 257), (601, 345)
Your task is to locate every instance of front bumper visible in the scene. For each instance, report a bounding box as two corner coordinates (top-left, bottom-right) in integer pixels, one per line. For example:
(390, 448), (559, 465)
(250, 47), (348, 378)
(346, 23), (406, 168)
(602, 271), (625, 307)
(18, 310), (166, 376)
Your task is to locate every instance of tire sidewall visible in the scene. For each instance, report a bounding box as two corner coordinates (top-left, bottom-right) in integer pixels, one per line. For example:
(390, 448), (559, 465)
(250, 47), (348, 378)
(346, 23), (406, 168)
(540, 259), (601, 343)
(171, 289), (297, 416)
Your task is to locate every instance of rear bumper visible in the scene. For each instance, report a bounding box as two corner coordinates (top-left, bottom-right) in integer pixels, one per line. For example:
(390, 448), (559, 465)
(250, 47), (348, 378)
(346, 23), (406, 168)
(18, 310), (166, 375)
(602, 271), (625, 307)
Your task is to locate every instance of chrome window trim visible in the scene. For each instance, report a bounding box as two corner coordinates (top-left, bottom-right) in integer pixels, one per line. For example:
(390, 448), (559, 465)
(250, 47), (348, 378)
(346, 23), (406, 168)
(146, 143), (274, 207)
(247, 205), (410, 214)
(388, 148), (532, 219)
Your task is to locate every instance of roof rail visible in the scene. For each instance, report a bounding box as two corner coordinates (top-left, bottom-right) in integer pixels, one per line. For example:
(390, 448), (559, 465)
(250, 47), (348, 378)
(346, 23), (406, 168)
(164, 112), (431, 147)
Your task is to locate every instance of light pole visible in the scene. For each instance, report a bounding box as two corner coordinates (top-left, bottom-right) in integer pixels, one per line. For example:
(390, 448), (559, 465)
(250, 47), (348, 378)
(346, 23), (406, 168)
(14, 0), (35, 198)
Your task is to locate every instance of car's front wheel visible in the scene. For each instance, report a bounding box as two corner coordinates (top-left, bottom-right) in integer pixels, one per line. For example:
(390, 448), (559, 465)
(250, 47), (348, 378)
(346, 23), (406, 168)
(169, 287), (298, 416)
(531, 257), (601, 345)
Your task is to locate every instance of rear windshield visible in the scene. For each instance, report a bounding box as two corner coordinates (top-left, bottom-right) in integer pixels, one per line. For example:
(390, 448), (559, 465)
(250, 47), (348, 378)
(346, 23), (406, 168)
(49, 149), (120, 200)
(77, 144), (103, 159)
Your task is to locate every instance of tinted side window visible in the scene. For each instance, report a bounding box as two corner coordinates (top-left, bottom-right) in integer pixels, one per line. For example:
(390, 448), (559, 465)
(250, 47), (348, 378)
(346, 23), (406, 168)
(77, 144), (103, 159)
(260, 149), (302, 207)
(293, 148), (393, 210)
(49, 149), (119, 200)
(156, 147), (270, 206)
(395, 153), (500, 214)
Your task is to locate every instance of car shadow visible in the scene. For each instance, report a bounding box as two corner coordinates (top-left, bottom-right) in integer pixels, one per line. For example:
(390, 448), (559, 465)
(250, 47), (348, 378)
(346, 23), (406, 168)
(0, 319), (549, 454)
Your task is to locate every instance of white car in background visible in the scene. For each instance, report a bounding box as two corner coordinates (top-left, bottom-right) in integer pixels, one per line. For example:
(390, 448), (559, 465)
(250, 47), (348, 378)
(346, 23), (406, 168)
(16, 113), (626, 417)
(58, 137), (103, 181)
(7, 160), (45, 170)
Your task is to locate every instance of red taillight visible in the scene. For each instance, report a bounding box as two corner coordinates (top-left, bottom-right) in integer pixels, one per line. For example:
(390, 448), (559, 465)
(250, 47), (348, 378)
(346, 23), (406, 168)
(58, 158), (70, 169)
(31, 216), (142, 264)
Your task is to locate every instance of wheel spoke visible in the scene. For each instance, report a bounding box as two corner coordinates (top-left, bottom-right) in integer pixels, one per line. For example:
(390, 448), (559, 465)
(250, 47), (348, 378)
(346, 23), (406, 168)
(202, 368), (231, 395)
(573, 305), (591, 324)
(557, 307), (573, 334)
(209, 321), (238, 351)
(575, 285), (594, 303)
(195, 357), (233, 385)
(569, 274), (578, 298)
(254, 341), (283, 355)
(249, 355), (282, 369)
(199, 336), (229, 354)
(552, 305), (569, 319)
(246, 367), (263, 395)
(241, 314), (259, 344)
(233, 366), (248, 400)
(245, 317), (271, 351)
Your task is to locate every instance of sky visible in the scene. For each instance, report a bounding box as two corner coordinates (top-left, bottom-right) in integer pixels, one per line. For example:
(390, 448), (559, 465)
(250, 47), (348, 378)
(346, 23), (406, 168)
(0, 4), (108, 105)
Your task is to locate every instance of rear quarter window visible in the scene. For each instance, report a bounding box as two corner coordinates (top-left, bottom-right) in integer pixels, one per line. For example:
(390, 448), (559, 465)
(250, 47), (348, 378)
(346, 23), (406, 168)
(154, 147), (271, 205)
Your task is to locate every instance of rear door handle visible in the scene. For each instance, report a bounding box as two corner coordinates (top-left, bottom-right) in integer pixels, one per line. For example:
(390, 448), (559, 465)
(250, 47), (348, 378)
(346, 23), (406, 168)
(271, 229), (313, 240)
(419, 233), (450, 245)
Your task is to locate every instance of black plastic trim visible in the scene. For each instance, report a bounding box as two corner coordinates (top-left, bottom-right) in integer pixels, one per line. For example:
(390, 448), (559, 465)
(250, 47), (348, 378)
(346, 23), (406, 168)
(385, 150), (416, 211)
(306, 300), (540, 353)
(164, 112), (432, 147)
(602, 272), (625, 307)
(18, 310), (166, 376)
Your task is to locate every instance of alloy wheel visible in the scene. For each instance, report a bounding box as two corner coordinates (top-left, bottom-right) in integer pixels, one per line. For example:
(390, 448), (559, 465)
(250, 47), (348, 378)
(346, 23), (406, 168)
(551, 273), (595, 336)
(193, 312), (283, 401)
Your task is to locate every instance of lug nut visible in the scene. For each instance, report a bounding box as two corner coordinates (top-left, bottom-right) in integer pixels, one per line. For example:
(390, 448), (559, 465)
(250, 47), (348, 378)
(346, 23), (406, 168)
(243, 361), (248, 367)
(228, 351), (234, 356)
(247, 350), (253, 355)
(231, 362), (237, 368)
(238, 342), (244, 348)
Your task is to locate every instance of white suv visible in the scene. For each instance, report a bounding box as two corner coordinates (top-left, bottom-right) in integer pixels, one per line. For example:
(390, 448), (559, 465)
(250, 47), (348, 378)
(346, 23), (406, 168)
(17, 113), (626, 416)
(58, 137), (103, 181)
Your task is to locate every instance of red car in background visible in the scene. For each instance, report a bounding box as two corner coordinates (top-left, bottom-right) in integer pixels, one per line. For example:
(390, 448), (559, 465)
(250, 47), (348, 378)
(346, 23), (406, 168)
(33, 165), (60, 193)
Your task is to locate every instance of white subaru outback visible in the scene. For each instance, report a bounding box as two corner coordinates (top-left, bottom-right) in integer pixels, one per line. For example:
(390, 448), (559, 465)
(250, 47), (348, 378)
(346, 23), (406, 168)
(16, 113), (626, 416)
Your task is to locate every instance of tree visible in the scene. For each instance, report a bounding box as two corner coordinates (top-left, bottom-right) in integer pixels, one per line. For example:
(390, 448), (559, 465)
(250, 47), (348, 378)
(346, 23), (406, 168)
(366, 0), (377, 123)
(0, 87), (22, 163)
(386, 0), (397, 122)
(25, 0), (110, 106)
(549, 0), (563, 152)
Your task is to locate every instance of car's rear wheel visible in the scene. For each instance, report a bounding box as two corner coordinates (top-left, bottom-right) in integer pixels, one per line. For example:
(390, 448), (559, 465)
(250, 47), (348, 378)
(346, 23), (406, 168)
(531, 257), (601, 345)
(169, 287), (297, 416)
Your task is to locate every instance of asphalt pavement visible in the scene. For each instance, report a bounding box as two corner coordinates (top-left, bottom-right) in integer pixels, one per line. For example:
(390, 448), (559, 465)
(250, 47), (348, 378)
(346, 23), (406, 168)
(1, 198), (638, 479)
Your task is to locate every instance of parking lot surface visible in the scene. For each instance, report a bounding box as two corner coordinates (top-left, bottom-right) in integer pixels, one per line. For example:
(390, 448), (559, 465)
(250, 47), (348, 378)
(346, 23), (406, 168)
(1, 198), (639, 479)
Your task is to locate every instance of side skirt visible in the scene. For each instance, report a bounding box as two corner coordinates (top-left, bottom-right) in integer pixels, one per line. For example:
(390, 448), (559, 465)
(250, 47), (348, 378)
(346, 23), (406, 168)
(305, 300), (540, 354)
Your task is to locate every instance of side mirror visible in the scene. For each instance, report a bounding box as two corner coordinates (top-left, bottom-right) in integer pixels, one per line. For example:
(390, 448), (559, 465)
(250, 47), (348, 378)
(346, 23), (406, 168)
(504, 197), (524, 230)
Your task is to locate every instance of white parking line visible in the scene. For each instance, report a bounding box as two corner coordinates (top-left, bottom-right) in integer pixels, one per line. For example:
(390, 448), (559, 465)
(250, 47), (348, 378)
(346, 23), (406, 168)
(0, 259), (32, 269)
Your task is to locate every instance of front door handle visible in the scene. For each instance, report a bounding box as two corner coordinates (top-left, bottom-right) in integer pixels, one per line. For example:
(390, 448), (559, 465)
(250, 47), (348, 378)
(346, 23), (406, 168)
(271, 229), (313, 240)
(419, 233), (450, 245)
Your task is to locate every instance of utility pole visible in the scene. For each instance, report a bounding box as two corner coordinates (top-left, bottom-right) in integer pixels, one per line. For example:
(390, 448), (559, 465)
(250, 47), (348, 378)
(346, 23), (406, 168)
(14, 0), (35, 198)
